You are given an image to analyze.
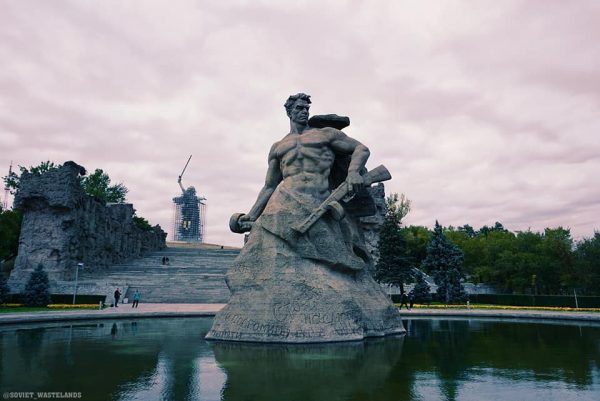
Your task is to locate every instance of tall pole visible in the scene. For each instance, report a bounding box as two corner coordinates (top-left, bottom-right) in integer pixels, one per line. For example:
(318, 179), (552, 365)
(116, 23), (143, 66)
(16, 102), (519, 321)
(72, 263), (83, 305)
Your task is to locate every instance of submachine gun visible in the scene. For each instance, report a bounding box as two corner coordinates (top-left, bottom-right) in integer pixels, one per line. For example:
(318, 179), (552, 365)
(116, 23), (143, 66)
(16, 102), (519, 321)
(291, 164), (392, 234)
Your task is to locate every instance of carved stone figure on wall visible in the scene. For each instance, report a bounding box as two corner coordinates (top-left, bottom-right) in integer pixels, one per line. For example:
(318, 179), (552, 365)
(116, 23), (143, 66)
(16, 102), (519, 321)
(206, 93), (404, 343)
(8, 161), (166, 292)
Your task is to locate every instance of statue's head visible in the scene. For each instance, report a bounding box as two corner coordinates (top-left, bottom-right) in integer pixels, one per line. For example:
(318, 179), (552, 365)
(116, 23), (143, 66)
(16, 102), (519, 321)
(284, 93), (311, 125)
(185, 186), (196, 196)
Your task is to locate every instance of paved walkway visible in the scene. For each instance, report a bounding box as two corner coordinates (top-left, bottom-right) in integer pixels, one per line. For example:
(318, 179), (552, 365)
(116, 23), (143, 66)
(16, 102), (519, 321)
(1, 304), (598, 325)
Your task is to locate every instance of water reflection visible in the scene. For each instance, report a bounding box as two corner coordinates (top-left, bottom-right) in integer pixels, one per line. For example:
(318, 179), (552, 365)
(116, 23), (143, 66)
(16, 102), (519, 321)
(212, 336), (405, 401)
(403, 318), (600, 401)
(0, 318), (598, 401)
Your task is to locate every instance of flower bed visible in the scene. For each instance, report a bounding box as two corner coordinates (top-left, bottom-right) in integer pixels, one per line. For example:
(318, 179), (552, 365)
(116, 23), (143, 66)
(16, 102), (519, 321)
(1, 303), (101, 312)
(396, 303), (600, 313)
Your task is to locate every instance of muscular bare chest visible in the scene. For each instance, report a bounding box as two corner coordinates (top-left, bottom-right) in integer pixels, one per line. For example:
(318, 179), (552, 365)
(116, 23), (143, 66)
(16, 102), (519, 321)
(275, 130), (335, 164)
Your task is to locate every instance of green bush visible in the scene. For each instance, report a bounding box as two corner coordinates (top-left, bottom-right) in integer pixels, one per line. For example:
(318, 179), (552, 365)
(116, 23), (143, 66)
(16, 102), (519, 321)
(133, 215), (154, 232)
(22, 264), (51, 307)
(0, 272), (10, 303)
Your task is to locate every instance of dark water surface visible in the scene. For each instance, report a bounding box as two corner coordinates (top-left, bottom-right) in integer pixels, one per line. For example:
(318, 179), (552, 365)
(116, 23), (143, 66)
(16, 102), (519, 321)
(0, 317), (598, 401)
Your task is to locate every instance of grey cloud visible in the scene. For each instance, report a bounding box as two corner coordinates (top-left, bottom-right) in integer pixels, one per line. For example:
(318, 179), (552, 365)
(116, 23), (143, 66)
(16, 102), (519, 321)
(1, 0), (599, 245)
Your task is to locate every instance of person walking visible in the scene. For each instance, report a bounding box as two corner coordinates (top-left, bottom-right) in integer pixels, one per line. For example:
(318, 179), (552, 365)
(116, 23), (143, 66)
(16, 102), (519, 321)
(400, 292), (409, 310)
(114, 288), (121, 307)
(132, 290), (141, 308)
(408, 291), (415, 310)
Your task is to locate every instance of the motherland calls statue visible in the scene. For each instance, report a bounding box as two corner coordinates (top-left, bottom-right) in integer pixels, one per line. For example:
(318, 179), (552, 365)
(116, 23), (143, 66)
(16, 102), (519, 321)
(206, 93), (405, 343)
(172, 155), (205, 242)
(173, 185), (201, 241)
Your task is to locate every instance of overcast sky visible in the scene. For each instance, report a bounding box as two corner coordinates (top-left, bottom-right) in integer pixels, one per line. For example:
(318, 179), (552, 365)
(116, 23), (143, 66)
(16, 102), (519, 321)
(1, 0), (599, 247)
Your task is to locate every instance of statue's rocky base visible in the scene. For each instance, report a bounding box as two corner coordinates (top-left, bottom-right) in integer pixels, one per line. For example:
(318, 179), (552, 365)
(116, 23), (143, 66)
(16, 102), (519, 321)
(206, 229), (405, 343)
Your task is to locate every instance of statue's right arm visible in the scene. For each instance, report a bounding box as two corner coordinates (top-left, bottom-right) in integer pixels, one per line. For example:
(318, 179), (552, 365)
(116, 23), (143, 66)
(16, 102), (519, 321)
(239, 146), (282, 224)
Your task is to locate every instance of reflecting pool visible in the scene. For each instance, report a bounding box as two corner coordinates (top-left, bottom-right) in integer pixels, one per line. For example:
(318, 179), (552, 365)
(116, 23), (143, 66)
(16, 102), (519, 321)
(1, 317), (598, 401)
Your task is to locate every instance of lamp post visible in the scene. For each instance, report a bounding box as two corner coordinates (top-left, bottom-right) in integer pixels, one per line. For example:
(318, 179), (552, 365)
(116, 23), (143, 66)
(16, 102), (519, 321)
(72, 263), (84, 305)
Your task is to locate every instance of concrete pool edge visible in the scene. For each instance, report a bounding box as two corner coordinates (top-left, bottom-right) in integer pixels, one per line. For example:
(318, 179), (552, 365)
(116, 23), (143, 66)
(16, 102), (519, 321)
(0, 303), (226, 325)
(398, 308), (600, 322)
(1, 304), (599, 325)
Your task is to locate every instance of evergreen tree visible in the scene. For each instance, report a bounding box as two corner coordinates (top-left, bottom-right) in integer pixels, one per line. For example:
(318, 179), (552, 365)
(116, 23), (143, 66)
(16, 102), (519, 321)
(574, 232), (600, 295)
(132, 215), (154, 231)
(22, 264), (51, 307)
(0, 206), (22, 261)
(421, 221), (467, 304)
(374, 194), (414, 293)
(412, 271), (432, 304)
(0, 272), (10, 304)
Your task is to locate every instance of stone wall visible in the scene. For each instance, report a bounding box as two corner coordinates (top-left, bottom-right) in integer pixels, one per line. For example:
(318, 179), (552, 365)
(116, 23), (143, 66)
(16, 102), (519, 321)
(360, 182), (387, 264)
(8, 161), (166, 291)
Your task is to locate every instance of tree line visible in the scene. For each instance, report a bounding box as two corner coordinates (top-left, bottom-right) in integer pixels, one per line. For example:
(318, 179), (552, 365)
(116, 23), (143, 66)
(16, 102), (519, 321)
(375, 194), (600, 300)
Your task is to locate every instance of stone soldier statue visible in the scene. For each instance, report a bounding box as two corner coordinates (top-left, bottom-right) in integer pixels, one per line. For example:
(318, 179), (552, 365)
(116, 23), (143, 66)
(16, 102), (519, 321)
(206, 93), (404, 343)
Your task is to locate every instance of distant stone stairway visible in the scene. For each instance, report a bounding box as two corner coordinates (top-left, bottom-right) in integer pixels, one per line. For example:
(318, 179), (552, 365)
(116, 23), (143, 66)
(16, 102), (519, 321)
(74, 244), (239, 303)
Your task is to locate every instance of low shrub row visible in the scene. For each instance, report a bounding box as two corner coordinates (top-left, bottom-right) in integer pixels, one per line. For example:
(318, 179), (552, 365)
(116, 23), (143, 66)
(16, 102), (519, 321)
(48, 294), (106, 305)
(1, 303), (101, 310)
(469, 293), (600, 308)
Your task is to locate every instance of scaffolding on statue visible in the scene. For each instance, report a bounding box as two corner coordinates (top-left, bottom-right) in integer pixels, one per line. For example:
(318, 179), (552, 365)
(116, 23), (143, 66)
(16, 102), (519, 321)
(172, 155), (207, 243)
(172, 195), (206, 242)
